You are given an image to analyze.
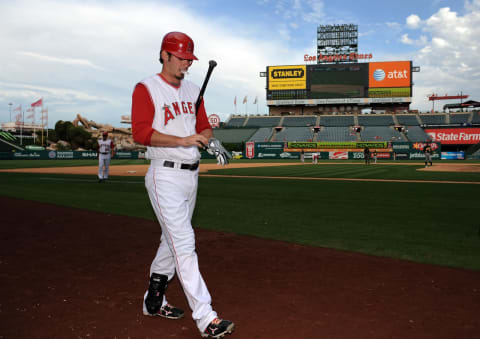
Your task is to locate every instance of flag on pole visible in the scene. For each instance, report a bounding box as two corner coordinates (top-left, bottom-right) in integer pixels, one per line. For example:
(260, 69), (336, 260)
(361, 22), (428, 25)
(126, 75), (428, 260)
(253, 96), (258, 104)
(15, 113), (22, 122)
(242, 96), (247, 104)
(31, 98), (43, 107)
(14, 104), (22, 112)
(234, 96), (237, 106)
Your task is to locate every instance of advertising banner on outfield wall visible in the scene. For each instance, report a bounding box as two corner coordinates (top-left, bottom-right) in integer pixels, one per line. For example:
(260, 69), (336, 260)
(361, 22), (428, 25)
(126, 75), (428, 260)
(287, 141), (388, 150)
(425, 128), (480, 145)
(393, 152), (409, 160)
(329, 151), (348, 160)
(350, 152), (392, 160)
(441, 152), (465, 160)
(250, 142), (301, 159)
(3, 150), (146, 160)
(409, 152), (441, 160)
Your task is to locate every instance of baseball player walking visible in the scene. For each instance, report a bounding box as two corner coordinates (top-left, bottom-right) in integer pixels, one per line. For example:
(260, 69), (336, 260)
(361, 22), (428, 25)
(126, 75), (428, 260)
(131, 32), (234, 338)
(97, 131), (114, 182)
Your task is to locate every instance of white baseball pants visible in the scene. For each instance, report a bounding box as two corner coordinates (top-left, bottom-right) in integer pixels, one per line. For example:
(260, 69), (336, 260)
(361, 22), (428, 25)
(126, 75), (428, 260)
(145, 163), (217, 332)
(98, 155), (111, 179)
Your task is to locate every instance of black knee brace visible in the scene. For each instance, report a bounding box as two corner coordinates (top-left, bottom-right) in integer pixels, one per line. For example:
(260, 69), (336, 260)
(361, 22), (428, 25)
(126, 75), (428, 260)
(145, 273), (168, 314)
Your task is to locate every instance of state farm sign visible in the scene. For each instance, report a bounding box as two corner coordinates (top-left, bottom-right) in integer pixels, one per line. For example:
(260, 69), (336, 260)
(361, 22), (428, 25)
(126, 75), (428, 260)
(425, 128), (480, 144)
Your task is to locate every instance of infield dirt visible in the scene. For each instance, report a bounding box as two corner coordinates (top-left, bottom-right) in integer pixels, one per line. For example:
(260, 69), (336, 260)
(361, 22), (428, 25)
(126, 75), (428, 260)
(1, 196), (479, 339)
(1, 161), (479, 177)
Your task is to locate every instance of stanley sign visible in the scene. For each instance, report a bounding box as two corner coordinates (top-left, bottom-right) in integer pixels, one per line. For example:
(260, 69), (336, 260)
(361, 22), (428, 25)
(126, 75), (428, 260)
(268, 65), (307, 90)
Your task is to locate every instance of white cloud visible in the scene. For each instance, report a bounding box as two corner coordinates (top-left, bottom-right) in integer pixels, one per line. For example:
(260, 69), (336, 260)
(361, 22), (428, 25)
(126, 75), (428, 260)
(408, 5), (480, 111)
(17, 52), (105, 70)
(0, 0), (308, 125)
(263, 0), (325, 23)
(406, 14), (422, 28)
(386, 22), (402, 30)
(465, 0), (480, 11)
(401, 33), (414, 44)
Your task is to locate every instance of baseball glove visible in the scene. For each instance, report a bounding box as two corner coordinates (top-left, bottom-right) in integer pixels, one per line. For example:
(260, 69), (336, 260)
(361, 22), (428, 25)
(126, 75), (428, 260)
(206, 138), (232, 166)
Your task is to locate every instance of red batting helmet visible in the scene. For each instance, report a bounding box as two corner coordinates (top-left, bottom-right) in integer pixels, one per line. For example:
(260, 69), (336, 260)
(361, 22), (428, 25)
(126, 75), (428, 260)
(160, 31), (198, 61)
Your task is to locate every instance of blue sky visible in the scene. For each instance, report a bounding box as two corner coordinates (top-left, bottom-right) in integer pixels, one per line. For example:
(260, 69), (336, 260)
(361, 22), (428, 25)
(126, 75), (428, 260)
(1, 0), (479, 127)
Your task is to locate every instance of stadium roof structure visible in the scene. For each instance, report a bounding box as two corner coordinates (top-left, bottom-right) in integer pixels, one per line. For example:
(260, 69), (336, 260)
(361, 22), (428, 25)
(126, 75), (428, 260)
(443, 100), (480, 110)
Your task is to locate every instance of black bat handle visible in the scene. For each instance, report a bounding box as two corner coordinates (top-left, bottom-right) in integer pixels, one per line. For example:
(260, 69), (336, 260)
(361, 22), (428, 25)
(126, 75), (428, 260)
(195, 60), (217, 115)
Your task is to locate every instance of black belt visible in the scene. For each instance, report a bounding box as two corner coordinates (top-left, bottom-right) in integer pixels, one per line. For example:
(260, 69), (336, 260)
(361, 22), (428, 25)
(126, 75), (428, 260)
(163, 160), (199, 171)
(100, 152), (109, 155)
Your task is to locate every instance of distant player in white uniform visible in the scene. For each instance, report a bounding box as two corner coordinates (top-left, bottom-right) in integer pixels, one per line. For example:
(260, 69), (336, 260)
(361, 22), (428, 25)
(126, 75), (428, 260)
(131, 32), (234, 338)
(97, 131), (114, 182)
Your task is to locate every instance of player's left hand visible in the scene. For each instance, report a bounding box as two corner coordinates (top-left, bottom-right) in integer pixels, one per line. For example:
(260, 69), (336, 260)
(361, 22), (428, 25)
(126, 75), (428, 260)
(206, 138), (232, 166)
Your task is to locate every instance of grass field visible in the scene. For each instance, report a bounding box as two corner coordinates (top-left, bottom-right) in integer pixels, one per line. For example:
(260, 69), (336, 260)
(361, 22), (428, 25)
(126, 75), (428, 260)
(1, 159), (479, 270)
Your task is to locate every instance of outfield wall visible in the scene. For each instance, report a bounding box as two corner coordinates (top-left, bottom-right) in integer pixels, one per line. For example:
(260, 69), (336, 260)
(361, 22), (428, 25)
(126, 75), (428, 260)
(0, 149), (216, 160)
(0, 142), (442, 161)
(0, 150), (146, 160)
(244, 141), (442, 160)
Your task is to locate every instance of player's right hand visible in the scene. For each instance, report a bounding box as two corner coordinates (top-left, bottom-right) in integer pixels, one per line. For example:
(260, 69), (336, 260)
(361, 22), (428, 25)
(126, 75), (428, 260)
(179, 134), (209, 148)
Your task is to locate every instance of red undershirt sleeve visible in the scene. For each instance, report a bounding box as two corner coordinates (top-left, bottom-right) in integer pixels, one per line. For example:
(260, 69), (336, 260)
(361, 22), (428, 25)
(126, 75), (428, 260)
(131, 83), (155, 146)
(195, 100), (212, 133)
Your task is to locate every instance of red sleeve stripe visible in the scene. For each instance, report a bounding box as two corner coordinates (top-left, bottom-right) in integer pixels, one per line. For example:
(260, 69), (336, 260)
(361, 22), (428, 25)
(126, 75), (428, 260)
(195, 100), (211, 133)
(131, 83), (155, 146)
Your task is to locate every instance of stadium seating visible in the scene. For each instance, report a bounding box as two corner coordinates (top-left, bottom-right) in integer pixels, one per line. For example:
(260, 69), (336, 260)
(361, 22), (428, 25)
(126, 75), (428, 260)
(244, 116), (282, 127)
(273, 127), (314, 142)
(213, 128), (258, 143)
(225, 117), (246, 127)
(404, 126), (430, 142)
(317, 127), (358, 142)
(449, 113), (471, 125)
(281, 116), (318, 127)
(359, 126), (403, 141)
(395, 114), (420, 126)
(248, 127), (273, 142)
(357, 114), (395, 126)
(472, 111), (480, 124)
(319, 115), (355, 126)
(0, 132), (24, 152)
(418, 114), (446, 126)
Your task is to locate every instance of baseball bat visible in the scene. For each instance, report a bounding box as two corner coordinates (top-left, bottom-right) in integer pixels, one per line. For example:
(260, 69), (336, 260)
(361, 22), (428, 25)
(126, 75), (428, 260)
(195, 60), (217, 116)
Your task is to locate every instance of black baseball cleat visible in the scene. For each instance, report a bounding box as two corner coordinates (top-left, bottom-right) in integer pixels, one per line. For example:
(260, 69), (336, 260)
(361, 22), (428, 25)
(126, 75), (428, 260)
(143, 303), (184, 319)
(201, 318), (235, 338)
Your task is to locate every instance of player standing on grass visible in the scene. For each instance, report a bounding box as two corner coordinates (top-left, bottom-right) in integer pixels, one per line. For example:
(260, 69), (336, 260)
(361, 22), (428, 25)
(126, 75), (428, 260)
(131, 31), (234, 338)
(363, 146), (371, 165)
(97, 131), (114, 182)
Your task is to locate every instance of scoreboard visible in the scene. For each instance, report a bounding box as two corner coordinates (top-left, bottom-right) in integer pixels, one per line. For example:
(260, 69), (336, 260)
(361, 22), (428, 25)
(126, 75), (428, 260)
(266, 61), (412, 104)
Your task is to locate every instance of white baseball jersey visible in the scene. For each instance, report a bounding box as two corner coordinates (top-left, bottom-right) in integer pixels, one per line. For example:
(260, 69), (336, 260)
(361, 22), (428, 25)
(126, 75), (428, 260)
(141, 75), (200, 163)
(98, 139), (113, 155)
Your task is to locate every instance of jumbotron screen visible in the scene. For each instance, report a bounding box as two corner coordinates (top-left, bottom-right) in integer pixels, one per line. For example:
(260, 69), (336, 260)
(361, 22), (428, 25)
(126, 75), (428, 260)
(266, 61), (411, 100)
(308, 63), (368, 99)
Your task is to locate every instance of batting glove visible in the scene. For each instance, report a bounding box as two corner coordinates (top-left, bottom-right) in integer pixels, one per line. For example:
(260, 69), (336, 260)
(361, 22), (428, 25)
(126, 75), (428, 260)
(206, 138), (232, 166)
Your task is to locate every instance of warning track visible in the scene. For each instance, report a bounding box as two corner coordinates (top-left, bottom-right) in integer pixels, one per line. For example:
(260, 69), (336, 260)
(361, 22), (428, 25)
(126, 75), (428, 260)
(1, 162), (479, 185)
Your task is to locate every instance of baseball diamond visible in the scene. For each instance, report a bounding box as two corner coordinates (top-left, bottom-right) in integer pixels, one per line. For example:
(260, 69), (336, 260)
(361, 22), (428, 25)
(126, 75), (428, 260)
(3, 3), (480, 339)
